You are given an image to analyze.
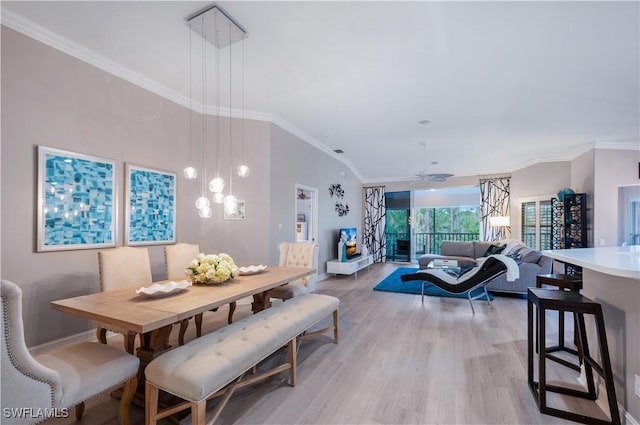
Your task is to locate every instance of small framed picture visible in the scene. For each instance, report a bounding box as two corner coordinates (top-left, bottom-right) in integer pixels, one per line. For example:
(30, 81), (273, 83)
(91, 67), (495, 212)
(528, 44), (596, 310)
(224, 200), (246, 220)
(297, 213), (306, 222)
(125, 163), (176, 245)
(37, 146), (117, 251)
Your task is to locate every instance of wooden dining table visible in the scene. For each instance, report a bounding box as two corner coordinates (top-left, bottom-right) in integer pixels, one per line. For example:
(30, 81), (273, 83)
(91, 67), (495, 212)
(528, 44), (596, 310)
(51, 266), (315, 398)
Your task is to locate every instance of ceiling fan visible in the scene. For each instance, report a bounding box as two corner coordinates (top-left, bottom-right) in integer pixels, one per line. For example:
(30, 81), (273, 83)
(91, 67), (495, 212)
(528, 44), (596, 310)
(412, 142), (454, 183)
(297, 189), (309, 200)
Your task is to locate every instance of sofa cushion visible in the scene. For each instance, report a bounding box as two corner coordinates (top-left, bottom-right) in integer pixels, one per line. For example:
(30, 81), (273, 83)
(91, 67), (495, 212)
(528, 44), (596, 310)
(517, 247), (543, 263)
(473, 241), (494, 258)
(440, 241), (474, 258)
(484, 244), (506, 256)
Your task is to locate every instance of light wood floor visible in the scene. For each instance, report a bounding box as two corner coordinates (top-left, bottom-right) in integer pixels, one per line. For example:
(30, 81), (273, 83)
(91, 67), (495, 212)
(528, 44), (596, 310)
(46, 262), (612, 425)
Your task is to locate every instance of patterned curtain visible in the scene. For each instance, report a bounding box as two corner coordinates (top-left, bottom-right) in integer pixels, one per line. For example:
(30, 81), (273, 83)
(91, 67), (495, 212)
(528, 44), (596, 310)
(363, 186), (386, 263)
(479, 177), (511, 241)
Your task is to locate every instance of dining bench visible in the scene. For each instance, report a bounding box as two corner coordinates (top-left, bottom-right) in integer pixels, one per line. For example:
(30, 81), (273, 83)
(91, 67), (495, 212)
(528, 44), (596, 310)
(144, 293), (340, 425)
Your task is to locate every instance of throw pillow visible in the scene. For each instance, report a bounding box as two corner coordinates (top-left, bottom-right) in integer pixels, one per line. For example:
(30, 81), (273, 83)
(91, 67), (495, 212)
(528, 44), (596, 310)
(518, 247), (543, 263)
(484, 244), (506, 256)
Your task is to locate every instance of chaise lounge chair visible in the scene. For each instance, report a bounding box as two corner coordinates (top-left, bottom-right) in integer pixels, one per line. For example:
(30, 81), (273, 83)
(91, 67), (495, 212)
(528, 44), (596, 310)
(400, 254), (519, 313)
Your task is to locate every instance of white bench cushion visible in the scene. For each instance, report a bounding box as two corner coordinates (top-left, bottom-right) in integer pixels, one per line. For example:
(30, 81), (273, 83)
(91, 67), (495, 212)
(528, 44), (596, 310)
(145, 294), (339, 402)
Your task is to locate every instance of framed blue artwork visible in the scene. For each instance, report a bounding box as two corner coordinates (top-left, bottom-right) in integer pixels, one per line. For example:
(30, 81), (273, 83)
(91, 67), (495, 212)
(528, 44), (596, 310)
(37, 146), (117, 251)
(125, 163), (176, 246)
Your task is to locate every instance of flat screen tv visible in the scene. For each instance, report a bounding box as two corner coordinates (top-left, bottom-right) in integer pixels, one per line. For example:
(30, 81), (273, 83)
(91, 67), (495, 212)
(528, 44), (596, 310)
(340, 228), (357, 258)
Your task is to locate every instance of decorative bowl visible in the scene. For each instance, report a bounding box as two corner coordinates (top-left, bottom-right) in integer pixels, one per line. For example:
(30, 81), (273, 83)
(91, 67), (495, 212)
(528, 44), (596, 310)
(238, 265), (268, 275)
(136, 280), (191, 298)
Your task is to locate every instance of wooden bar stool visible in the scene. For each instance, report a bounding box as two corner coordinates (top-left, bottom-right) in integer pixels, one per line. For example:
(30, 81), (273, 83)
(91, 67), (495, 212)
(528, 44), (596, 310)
(536, 273), (583, 371)
(527, 288), (620, 425)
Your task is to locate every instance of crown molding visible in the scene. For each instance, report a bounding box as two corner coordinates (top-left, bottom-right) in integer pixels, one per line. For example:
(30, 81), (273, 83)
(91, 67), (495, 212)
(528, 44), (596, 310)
(594, 140), (640, 150)
(1, 10), (193, 110)
(1, 11), (365, 182)
(270, 115), (365, 181)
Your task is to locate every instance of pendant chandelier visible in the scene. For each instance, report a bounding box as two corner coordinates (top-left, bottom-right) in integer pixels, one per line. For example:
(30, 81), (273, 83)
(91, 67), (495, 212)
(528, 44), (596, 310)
(185, 5), (249, 217)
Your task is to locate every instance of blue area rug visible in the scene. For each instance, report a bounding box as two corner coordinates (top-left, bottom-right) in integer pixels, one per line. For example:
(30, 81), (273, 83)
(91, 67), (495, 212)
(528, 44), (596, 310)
(373, 267), (493, 300)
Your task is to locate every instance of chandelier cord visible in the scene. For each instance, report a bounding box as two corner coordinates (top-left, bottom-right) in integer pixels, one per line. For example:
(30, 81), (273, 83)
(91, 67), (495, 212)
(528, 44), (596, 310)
(241, 32), (246, 164)
(228, 22), (233, 195)
(201, 15), (207, 197)
(215, 11), (221, 179)
(188, 22), (193, 168)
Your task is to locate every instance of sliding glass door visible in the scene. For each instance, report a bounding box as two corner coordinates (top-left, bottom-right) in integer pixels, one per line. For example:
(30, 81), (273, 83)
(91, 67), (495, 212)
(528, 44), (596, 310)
(385, 191), (412, 262)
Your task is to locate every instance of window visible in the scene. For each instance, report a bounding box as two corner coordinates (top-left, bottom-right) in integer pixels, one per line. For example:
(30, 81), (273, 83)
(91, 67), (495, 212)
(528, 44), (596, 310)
(520, 197), (553, 250)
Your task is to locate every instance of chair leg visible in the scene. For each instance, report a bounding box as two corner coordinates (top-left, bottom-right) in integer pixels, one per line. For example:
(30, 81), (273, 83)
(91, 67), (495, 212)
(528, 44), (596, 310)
(178, 319), (189, 346)
(119, 376), (137, 425)
(467, 292), (476, 314)
(228, 302), (237, 324)
(333, 309), (339, 344)
(75, 402), (85, 420)
(195, 313), (203, 337)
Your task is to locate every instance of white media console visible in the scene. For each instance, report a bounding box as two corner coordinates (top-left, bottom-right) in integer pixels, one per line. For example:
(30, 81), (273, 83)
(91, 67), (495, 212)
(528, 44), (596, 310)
(326, 254), (373, 277)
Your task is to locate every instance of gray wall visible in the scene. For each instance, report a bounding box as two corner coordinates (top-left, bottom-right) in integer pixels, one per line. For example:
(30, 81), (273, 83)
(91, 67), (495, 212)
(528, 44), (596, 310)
(510, 161), (571, 240)
(269, 125), (362, 272)
(0, 26), (360, 346)
(593, 149), (640, 247)
(571, 149), (595, 247)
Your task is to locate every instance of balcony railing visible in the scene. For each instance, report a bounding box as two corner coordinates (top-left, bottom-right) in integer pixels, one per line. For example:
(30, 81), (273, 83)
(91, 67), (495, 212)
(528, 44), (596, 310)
(385, 232), (480, 259)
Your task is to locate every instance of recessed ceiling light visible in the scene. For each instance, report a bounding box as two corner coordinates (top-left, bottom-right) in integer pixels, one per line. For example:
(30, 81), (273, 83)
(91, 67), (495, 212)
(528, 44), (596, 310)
(431, 161), (438, 165)
(333, 149), (344, 154)
(419, 120), (431, 125)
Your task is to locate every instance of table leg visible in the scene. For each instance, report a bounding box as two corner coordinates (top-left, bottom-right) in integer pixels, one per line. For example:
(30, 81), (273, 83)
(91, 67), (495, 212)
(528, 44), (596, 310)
(251, 289), (273, 313)
(112, 324), (174, 407)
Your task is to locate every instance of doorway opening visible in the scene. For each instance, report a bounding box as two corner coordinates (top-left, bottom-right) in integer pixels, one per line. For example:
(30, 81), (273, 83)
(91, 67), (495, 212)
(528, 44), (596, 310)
(295, 184), (318, 243)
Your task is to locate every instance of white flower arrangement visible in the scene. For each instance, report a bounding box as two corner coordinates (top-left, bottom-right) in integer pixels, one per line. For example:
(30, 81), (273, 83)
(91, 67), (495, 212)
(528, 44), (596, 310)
(185, 253), (239, 284)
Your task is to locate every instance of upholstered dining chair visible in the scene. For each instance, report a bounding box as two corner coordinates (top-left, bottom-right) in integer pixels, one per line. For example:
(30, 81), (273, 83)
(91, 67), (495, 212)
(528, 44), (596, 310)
(97, 246), (153, 353)
(1, 280), (139, 425)
(270, 242), (319, 300)
(164, 243), (237, 337)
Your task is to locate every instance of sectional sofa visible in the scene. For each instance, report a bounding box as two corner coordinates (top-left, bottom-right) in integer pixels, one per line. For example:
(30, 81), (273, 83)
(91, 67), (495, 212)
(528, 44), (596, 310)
(417, 240), (553, 294)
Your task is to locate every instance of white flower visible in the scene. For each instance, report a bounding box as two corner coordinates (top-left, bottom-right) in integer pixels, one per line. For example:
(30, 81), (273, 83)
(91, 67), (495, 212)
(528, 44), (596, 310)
(185, 252), (237, 284)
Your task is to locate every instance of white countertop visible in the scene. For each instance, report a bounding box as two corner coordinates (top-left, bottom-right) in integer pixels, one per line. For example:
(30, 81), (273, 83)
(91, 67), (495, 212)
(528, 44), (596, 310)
(543, 246), (640, 280)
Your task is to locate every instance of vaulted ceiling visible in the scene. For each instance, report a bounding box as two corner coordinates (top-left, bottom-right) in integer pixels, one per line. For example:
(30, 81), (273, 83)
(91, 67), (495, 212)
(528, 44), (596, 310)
(2, 1), (638, 183)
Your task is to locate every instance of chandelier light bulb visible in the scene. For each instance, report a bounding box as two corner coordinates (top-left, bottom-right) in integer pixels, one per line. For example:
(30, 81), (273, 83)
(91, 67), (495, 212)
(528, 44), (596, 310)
(198, 206), (212, 218)
(209, 177), (225, 193)
(223, 194), (238, 215)
(237, 164), (250, 177)
(195, 196), (210, 210)
(183, 166), (197, 179)
(212, 192), (225, 204)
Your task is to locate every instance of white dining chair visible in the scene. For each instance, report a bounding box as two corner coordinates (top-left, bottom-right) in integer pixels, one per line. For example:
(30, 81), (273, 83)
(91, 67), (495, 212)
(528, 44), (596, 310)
(164, 243), (237, 337)
(1, 280), (139, 425)
(97, 246), (153, 353)
(271, 242), (319, 300)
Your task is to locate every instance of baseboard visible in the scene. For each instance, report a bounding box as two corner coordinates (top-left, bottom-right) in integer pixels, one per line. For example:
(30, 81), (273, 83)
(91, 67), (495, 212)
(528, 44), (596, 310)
(28, 329), (97, 356)
(591, 372), (638, 425)
(317, 272), (329, 282)
(28, 328), (126, 356)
